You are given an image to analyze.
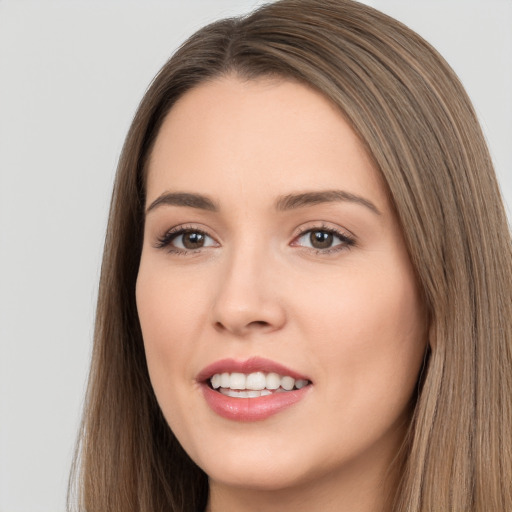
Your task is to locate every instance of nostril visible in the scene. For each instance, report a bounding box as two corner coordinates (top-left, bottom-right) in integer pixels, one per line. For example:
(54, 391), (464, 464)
(214, 319), (271, 334)
(250, 321), (270, 328)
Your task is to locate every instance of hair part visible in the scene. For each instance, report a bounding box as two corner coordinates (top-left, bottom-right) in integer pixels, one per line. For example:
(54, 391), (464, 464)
(69, 1), (512, 510)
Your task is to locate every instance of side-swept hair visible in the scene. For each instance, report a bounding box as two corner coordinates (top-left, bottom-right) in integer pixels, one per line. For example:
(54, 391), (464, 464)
(69, 1), (512, 510)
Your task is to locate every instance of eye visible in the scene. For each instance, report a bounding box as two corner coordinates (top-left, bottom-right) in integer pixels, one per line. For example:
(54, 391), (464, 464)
(156, 227), (218, 252)
(174, 230), (216, 249)
(293, 227), (355, 252)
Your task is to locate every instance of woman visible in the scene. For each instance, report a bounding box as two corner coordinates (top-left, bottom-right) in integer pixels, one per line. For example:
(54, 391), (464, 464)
(69, 0), (512, 511)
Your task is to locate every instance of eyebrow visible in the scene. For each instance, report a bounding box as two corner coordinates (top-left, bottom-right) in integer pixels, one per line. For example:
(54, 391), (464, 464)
(146, 192), (218, 214)
(145, 189), (381, 216)
(275, 190), (381, 215)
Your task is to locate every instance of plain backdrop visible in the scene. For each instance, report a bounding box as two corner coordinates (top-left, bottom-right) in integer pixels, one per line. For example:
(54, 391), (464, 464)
(0, 1), (510, 511)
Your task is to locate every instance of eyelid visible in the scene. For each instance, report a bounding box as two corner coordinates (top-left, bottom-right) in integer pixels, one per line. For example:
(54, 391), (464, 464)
(291, 221), (355, 240)
(290, 223), (357, 252)
(153, 221), (356, 255)
(154, 224), (220, 252)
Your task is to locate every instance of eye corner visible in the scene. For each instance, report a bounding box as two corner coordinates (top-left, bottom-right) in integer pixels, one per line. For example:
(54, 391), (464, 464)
(290, 223), (357, 254)
(153, 224), (220, 254)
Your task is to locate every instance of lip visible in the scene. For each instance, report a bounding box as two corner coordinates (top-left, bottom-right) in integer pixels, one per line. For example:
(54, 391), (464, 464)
(196, 356), (311, 382)
(197, 357), (312, 422)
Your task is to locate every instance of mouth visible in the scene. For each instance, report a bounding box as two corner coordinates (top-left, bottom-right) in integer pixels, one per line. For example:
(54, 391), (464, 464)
(198, 357), (312, 421)
(209, 371), (310, 398)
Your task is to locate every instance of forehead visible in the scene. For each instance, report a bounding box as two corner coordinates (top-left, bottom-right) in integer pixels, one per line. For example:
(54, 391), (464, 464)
(146, 76), (387, 211)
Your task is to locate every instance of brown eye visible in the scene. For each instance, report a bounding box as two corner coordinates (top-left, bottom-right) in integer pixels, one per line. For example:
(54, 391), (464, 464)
(293, 227), (355, 253)
(157, 228), (218, 252)
(310, 231), (333, 249)
(181, 231), (206, 249)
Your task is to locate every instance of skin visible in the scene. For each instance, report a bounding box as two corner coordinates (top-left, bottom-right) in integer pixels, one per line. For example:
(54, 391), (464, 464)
(136, 76), (428, 512)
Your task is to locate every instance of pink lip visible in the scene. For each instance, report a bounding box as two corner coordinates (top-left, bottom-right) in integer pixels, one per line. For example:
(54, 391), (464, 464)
(197, 357), (312, 422)
(197, 357), (310, 382)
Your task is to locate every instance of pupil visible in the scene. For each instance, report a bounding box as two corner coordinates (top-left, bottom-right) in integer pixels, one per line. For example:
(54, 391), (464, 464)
(183, 232), (204, 249)
(310, 231), (333, 249)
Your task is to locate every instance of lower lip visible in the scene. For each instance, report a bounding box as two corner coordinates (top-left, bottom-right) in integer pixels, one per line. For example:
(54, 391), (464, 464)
(201, 384), (311, 422)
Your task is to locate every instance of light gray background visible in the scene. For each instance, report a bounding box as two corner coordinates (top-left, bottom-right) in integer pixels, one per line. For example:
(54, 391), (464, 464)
(1, 1), (510, 511)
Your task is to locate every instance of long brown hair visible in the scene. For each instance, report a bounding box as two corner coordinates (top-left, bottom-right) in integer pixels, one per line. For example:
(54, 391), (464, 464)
(69, 1), (512, 510)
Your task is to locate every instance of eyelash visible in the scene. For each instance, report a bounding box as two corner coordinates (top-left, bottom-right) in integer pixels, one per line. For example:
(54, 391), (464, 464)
(155, 225), (213, 254)
(293, 224), (356, 254)
(155, 224), (356, 255)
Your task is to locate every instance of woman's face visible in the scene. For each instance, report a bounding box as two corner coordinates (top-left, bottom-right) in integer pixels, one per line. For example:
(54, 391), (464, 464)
(136, 76), (427, 497)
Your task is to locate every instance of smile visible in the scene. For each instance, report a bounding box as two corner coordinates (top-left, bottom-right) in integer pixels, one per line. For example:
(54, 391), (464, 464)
(210, 371), (309, 398)
(198, 358), (312, 421)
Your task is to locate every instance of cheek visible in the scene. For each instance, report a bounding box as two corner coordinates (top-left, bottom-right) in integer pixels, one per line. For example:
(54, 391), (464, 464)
(137, 256), (209, 336)
(135, 264), (207, 401)
(301, 261), (423, 339)
(296, 260), (426, 402)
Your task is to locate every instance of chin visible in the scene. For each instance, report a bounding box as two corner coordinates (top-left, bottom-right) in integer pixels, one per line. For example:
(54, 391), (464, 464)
(205, 460), (310, 492)
(196, 433), (354, 496)
(187, 434), (311, 491)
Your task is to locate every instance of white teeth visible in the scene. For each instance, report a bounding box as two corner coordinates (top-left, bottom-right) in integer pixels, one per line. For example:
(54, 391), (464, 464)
(229, 372), (246, 390)
(246, 372), (266, 390)
(295, 379), (308, 389)
(209, 371), (309, 394)
(220, 388), (273, 398)
(281, 376), (295, 391)
(266, 372), (281, 390)
(220, 372), (230, 388)
(211, 373), (221, 389)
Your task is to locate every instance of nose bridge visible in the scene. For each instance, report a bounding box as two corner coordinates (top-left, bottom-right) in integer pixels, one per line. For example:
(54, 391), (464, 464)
(211, 235), (285, 335)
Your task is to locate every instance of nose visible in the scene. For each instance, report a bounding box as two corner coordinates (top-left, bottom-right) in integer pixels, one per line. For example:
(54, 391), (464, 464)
(211, 246), (286, 337)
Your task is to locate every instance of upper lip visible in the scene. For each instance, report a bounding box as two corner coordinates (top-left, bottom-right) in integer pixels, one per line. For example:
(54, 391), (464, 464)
(196, 356), (311, 383)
